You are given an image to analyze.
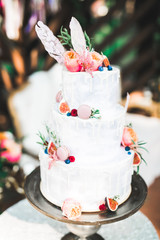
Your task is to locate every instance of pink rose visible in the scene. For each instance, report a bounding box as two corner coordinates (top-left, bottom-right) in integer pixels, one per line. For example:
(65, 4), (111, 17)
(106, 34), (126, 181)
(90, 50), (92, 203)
(0, 139), (22, 163)
(64, 51), (82, 72)
(61, 198), (82, 220)
(122, 127), (138, 147)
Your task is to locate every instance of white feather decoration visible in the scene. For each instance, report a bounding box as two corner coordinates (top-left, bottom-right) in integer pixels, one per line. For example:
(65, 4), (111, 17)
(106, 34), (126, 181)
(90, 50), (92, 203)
(69, 17), (86, 55)
(124, 93), (130, 112)
(35, 21), (65, 64)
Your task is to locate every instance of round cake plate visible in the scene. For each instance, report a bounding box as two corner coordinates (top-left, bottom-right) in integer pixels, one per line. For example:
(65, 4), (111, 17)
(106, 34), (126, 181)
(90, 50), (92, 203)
(24, 167), (147, 240)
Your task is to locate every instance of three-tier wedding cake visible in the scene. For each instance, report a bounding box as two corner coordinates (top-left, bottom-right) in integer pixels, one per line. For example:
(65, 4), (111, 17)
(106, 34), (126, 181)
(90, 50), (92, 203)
(36, 17), (146, 219)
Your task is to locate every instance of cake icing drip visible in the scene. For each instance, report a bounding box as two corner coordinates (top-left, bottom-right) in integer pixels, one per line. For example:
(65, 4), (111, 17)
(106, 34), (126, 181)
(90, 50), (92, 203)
(51, 105), (125, 165)
(62, 67), (120, 112)
(40, 149), (133, 212)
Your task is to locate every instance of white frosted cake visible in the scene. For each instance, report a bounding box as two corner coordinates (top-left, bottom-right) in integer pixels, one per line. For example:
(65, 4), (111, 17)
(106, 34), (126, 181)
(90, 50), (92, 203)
(36, 17), (146, 217)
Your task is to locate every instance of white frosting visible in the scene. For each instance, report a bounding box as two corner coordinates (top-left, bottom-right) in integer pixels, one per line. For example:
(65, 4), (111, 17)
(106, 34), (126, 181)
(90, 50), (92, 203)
(40, 149), (134, 212)
(39, 67), (134, 212)
(62, 66), (120, 115)
(51, 105), (125, 165)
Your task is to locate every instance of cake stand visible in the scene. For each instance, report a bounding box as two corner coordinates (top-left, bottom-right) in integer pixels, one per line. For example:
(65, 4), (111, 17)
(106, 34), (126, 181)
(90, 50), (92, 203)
(24, 167), (147, 240)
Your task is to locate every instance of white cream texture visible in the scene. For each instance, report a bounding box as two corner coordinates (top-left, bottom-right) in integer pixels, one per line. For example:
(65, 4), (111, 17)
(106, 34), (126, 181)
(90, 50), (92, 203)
(62, 67), (120, 116)
(39, 67), (134, 212)
(40, 149), (133, 212)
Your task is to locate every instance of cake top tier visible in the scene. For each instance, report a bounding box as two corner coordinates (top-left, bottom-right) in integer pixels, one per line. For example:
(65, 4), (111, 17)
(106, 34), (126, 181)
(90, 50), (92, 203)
(62, 66), (121, 115)
(35, 17), (112, 74)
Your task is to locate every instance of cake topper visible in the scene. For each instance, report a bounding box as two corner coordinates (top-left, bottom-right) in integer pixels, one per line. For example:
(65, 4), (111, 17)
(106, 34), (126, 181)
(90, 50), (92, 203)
(35, 17), (112, 73)
(69, 17), (86, 56)
(35, 21), (65, 64)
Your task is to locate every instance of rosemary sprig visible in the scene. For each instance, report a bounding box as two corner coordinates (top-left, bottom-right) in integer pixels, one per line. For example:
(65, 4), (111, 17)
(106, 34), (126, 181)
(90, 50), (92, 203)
(58, 26), (73, 48)
(50, 130), (61, 146)
(58, 26), (92, 52)
(136, 166), (140, 174)
(137, 152), (147, 165)
(46, 125), (50, 135)
(37, 131), (46, 146)
(36, 142), (44, 146)
(131, 140), (148, 153)
(137, 141), (147, 145)
(46, 125), (60, 146)
(84, 31), (92, 51)
(37, 126), (61, 148)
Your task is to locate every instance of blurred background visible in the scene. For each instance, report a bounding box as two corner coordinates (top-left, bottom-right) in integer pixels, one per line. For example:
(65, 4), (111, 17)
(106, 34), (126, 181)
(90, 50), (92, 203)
(0, 0), (160, 237)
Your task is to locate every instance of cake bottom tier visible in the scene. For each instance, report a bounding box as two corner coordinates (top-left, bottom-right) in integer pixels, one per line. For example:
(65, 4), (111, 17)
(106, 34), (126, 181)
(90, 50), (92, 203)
(40, 149), (134, 212)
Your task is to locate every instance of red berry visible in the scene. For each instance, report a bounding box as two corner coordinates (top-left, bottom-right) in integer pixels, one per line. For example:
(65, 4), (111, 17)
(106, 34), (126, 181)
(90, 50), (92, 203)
(68, 156), (75, 162)
(71, 109), (78, 117)
(99, 204), (107, 211)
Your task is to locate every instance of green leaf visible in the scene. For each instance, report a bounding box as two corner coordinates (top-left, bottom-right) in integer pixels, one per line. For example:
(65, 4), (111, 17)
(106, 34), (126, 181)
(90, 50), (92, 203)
(138, 152), (147, 165)
(127, 123), (132, 128)
(84, 31), (92, 51)
(46, 125), (50, 135)
(138, 146), (149, 153)
(131, 139), (136, 145)
(58, 26), (72, 49)
(37, 131), (46, 145)
(113, 195), (120, 200)
(36, 142), (44, 146)
(94, 109), (100, 114)
(138, 142), (147, 145)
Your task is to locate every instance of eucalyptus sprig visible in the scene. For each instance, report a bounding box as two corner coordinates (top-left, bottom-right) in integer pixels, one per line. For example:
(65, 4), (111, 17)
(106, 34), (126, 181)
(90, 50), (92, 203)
(58, 26), (73, 48)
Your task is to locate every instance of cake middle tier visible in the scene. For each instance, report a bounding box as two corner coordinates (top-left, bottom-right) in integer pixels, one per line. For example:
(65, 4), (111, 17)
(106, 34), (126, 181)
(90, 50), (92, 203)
(51, 104), (125, 165)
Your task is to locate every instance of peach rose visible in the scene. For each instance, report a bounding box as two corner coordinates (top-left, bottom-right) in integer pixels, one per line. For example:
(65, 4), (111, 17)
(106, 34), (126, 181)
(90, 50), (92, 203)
(122, 127), (138, 147)
(81, 51), (103, 72)
(61, 198), (82, 220)
(0, 139), (22, 163)
(64, 50), (82, 72)
(90, 51), (103, 71)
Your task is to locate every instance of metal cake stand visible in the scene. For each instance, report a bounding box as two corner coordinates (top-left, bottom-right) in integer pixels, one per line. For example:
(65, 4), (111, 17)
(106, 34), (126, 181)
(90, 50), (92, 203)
(24, 167), (147, 240)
